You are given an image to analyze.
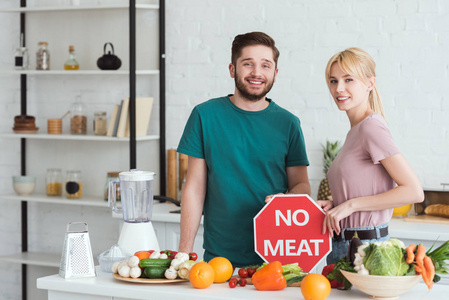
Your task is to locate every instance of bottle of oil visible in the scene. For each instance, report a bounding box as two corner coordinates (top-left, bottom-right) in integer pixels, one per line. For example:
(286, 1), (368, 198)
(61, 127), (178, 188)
(64, 45), (79, 70)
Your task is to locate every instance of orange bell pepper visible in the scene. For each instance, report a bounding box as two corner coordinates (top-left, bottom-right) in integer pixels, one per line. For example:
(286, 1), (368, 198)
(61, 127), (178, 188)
(251, 261), (287, 291)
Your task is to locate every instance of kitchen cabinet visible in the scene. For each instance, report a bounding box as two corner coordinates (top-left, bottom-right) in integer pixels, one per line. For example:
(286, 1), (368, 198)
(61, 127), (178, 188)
(0, 1), (166, 299)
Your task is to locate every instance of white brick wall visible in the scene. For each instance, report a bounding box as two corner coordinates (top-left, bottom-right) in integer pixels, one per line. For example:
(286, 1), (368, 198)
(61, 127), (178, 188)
(1, 0), (449, 298)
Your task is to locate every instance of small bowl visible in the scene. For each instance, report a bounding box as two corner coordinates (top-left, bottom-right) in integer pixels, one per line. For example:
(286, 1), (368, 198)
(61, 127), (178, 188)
(12, 176), (36, 196)
(341, 270), (421, 299)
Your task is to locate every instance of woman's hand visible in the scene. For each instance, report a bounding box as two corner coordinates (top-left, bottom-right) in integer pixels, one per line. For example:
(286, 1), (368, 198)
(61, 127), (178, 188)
(316, 200), (333, 212)
(322, 200), (355, 237)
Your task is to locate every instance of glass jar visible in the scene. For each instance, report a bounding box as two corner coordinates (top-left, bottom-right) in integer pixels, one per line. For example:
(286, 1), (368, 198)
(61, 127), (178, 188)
(65, 170), (82, 199)
(36, 41), (50, 70)
(70, 96), (87, 134)
(15, 47), (28, 70)
(46, 168), (62, 196)
(94, 111), (107, 135)
(64, 45), (79, 70)
(104, 171), (120, 201)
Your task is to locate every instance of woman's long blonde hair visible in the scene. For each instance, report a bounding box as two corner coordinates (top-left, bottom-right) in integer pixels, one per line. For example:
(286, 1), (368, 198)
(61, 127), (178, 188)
(325, 47), (385, 119)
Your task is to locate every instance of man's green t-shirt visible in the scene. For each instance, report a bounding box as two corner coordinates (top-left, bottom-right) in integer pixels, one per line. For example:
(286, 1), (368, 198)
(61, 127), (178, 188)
(177, 96), (309, 267)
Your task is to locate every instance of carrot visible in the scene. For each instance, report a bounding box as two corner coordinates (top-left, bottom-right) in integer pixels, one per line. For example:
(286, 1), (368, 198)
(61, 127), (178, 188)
(415, 244), (426, 267)
(414, 265), (422, 275)
(423, 256), (435, 290)
(406, 244), (416, 264)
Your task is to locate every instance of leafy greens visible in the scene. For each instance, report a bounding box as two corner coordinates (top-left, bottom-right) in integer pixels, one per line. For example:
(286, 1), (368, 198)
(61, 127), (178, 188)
(363, 239), (410, 276)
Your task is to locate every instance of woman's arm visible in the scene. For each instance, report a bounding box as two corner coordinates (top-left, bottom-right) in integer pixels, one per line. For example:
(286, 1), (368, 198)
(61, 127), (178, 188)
(323, 153), (424, 236)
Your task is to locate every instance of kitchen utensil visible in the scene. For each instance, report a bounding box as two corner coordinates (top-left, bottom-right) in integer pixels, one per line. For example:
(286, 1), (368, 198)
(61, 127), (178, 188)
(340, 270), (421, 299)
(109, 170), (160, 254)
(59, 222), (96, 279)
(97, 43), (121, 70)
(97, 244), (130, 273)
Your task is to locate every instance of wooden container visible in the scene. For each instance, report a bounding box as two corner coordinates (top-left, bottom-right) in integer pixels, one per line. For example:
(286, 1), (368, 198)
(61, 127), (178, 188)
(167, 149), (177, 200)
(47, 118), (62, 134)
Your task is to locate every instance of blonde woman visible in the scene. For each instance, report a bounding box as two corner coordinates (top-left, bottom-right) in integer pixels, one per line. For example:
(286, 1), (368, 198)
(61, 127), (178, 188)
(317, 48), (424, 264)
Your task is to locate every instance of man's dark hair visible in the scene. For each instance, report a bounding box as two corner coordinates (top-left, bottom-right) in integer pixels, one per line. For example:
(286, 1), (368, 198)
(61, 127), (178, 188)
(231, 32), (280, 67)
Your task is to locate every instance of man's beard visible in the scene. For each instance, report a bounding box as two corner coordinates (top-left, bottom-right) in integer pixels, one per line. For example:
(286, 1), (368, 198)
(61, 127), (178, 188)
(234, 72), (275, 102)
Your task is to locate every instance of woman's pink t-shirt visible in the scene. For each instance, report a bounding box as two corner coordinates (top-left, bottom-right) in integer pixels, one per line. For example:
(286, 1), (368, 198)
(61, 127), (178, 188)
(327, 113), (400, 229)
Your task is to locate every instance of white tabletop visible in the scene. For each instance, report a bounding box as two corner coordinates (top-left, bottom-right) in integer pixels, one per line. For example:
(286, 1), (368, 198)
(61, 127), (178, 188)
(37, 268), (449, 300)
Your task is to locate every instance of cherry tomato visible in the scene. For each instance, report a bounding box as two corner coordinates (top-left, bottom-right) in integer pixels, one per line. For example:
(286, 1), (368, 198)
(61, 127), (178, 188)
(239, 278), (247, 287)
(228, 278), (238, 288)
(247, 268), (256, 278)
(189, 252), (198, 261)
(238, 268), (248, 278)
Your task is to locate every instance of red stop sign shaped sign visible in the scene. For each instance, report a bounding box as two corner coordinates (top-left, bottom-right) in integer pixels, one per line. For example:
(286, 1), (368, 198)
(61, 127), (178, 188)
(254, 194), (331, 273)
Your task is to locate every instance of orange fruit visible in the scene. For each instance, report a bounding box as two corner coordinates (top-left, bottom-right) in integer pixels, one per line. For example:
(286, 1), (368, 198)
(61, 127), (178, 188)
(208, 257), (234, 283)
(300, 273), (331, 300)
(134, 251), (151, 260)
(189, 262), (215, 289)
(393, 204), (412, 216)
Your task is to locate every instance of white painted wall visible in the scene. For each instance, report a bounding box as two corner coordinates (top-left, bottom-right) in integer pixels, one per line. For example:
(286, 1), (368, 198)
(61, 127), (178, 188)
(1, 0), (448, 298)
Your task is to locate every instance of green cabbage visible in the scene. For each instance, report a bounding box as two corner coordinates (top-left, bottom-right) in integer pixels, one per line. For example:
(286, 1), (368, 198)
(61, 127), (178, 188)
(363, 239), (409, 276)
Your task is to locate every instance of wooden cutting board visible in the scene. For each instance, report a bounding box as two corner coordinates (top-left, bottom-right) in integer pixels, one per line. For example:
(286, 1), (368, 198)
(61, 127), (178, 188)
(403, 215), (449, 225)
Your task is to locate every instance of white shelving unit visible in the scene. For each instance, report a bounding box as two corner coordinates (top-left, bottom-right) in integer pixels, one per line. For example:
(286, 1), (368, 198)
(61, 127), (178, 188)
(0, 132), (159, 141)
(0, 194), (107, 207)
(0, 70), (159, 75)
(0, 4), (159, 13)
(0, 2), (165, 299)
(0, 253), (60, 268)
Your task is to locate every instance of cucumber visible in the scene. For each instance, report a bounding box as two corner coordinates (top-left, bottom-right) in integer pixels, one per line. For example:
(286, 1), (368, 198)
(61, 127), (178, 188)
(144, 266), (167, 279)
(139, 258), (173, 269)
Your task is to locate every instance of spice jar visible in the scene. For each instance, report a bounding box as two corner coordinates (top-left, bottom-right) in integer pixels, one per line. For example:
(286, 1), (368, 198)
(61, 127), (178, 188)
(104, 171), (120, 201)
(36, 41), (50, 70)
(65, 170), (82, 199)
(46, 168), (62, 196)
(94, 111), (107, 135)
(70, 96), (87, 134)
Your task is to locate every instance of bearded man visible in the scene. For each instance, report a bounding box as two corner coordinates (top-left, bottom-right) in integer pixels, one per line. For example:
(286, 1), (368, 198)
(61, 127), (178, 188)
(177, 32), (310, 267)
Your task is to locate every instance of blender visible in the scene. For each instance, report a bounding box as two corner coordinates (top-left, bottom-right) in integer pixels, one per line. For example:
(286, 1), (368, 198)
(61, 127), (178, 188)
(109, 170), (160, 254)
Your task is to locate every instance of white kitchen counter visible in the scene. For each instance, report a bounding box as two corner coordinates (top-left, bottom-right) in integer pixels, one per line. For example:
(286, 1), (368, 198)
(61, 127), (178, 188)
(389, 217), (449, 241)
(37, 211), (449, 299)
(37, 268), (449, 300)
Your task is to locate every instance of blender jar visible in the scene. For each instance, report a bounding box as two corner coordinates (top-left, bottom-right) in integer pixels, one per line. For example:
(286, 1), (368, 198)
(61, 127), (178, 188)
(109, 170), (155, 223)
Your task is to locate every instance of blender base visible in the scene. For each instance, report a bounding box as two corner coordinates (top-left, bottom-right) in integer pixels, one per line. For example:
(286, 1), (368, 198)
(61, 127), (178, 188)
(118, 222), (160, 255)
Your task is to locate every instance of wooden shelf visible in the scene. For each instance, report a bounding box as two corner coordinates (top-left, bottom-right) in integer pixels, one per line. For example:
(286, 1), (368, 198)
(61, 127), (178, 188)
(0, 70), (159, 75)
(0, 4), (159, 13)
(0, 133), (159, 142)
(0, 252), (60, 268)
(0, 194), (108, 208)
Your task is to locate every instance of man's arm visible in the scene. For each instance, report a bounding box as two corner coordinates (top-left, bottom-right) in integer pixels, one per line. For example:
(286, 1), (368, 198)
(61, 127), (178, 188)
(286, 165), (310, 195)
(178, 156), (208, 253)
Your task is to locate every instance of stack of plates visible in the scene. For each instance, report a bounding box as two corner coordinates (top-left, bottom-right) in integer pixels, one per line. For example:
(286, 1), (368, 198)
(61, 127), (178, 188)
(13, 115), (39, 133)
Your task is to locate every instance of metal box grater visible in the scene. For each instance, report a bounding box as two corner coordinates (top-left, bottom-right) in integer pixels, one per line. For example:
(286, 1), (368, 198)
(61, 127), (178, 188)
(59, 222), (96, 279)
